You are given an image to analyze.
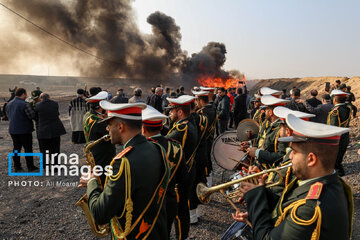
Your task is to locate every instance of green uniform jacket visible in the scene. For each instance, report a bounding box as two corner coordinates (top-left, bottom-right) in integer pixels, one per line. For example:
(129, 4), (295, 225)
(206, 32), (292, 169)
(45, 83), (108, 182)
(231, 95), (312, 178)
(197, 104), (217, 174)
(327, 103), (351, 128)
(267, 148), (294, 197)
(166, 118), (198, 172)
(83, 109), (116, 184)
(327, 103), (351, 150)
(149, 135), (188, 199)
(255, 118), (287, 168)
(87, 134), (170, 239)
(253, 108), (265, 126)
(244, 173), (353, 240)
(189, 112), (208, 182)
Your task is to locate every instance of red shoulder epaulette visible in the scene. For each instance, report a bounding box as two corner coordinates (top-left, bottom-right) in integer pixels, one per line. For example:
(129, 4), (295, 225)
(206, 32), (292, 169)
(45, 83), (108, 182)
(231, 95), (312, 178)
(305, 182), (323, 200)
(114, 146), (134, 160)
(148, 137), (159, 143)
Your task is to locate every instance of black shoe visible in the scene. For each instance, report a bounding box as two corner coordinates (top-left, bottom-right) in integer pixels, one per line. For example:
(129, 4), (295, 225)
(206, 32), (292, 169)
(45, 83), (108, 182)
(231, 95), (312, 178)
(28, 166), (39, 172)
(14, 167), (24, 172)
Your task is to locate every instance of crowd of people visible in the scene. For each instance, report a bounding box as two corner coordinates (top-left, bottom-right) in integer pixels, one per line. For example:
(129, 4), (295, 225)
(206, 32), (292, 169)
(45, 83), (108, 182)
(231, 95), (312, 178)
(4, 79), (356, 239)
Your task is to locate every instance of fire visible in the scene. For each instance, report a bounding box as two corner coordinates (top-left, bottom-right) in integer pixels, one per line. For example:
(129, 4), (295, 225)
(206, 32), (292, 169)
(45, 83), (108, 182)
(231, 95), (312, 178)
(197, 75), (246, 89)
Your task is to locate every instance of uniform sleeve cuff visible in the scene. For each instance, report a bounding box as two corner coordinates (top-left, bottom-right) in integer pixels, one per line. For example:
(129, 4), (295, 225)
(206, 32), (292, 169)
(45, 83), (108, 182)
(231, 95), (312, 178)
(255, 149), (261, 158)
(249, 140), (252, 148)
(86, 178), (100, 197)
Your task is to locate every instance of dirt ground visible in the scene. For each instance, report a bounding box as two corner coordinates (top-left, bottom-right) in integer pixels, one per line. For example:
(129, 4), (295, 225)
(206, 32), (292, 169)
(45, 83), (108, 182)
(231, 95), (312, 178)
(0, 95), (359, 239)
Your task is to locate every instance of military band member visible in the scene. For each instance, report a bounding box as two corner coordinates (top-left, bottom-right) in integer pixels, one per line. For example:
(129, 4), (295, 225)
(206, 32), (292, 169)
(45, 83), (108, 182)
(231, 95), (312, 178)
(83, 91), (116, 184)
(200, 86), (216, 105)
(267, 106), (315, 196)
(188, 92), (209, 224)
(251, 94), (265, 125)
(327, 90), (352, 176)
(166, 95), (198, 240)
(193, 90), (217, 184)
(141, 105), (188, 239)
(79, 102), (171, 240)
(234, 114), (353, 240)
(245, 95), (290, 168)
(240, 89), (283, 154)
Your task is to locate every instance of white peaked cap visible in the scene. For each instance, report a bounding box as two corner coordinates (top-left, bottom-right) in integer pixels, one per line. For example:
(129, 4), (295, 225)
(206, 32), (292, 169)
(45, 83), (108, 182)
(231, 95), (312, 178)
(99, 101), (147, 121)
(278, 113), (350, 144)
(192, 90), (209, 97)
(200, 86), (216, 91)
(142, 105), (168, 122)
(166, 95), (196, 108)
(86, 91), (108, 102)
(274, 106), (315, 120)
(261, 95), (290, 106)
(330, 89), (349, 96)
(260, 87), (282, 96)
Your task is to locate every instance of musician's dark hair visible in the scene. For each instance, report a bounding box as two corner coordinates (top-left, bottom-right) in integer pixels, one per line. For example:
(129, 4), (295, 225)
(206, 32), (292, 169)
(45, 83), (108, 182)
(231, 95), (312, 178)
(177, 105), (190, 116)
(294, 142), (338, 171)
(143, 125), (163, 134)
(15, 88), (26, 97)
(335, 95), (347, 103)
(115, 118), (142, 130)
(198, 95), (209, 103)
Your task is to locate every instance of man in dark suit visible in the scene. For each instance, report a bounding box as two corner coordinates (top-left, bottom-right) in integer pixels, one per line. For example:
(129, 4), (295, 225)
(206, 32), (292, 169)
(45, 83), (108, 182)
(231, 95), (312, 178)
(110, 88), (128, 103)
(216, 87), (230, 133)
(233, 88), (248, 128)
(302, 94), (333, 123)
(149, 87), (163, 113)
(6, 88), (38, 172)
(306, 89), (322, 108)
(35, 93), (66, 168)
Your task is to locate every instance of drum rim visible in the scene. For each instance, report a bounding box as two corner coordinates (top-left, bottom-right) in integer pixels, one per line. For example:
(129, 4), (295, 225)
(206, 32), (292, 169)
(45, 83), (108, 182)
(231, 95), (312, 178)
(212, 130), (242, 171)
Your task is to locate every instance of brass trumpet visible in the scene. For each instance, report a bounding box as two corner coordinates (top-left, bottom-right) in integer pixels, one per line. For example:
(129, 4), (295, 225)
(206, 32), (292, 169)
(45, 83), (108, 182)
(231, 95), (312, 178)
(197, 163), (292, 204)
(75, 134), (111, 237)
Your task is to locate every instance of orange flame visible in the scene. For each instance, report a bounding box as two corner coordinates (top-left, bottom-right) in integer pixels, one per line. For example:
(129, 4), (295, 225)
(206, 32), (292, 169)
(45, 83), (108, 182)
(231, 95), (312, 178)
(197, 75), (246, 89)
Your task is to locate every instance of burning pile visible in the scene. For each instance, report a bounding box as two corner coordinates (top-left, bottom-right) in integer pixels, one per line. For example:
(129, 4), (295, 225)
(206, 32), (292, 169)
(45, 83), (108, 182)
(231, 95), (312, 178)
(197, 75), (246, 89)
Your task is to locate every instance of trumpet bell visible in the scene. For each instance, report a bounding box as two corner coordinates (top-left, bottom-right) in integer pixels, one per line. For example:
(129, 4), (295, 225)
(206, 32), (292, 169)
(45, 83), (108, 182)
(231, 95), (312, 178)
(196, 183), (211, 204)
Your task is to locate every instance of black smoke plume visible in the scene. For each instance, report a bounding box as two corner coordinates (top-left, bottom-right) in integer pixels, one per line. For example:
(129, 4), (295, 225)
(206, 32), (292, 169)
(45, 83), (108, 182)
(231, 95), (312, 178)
(3, 0), (239, 85)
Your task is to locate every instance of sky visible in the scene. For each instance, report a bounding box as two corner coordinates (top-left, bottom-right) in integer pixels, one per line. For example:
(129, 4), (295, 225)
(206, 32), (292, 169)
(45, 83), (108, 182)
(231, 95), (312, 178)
(0, 0), (359, 79)
(133, 0), (360, 79)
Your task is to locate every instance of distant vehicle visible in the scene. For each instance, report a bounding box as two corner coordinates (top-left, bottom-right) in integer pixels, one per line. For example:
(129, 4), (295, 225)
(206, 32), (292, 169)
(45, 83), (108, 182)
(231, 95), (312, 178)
(19, 80), (36, 85)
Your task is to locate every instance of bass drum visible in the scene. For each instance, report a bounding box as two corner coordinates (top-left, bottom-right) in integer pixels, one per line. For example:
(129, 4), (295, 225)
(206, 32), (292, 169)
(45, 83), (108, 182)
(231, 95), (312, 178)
(212, 131), (247, 171)
(221, 221), (253, 240)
